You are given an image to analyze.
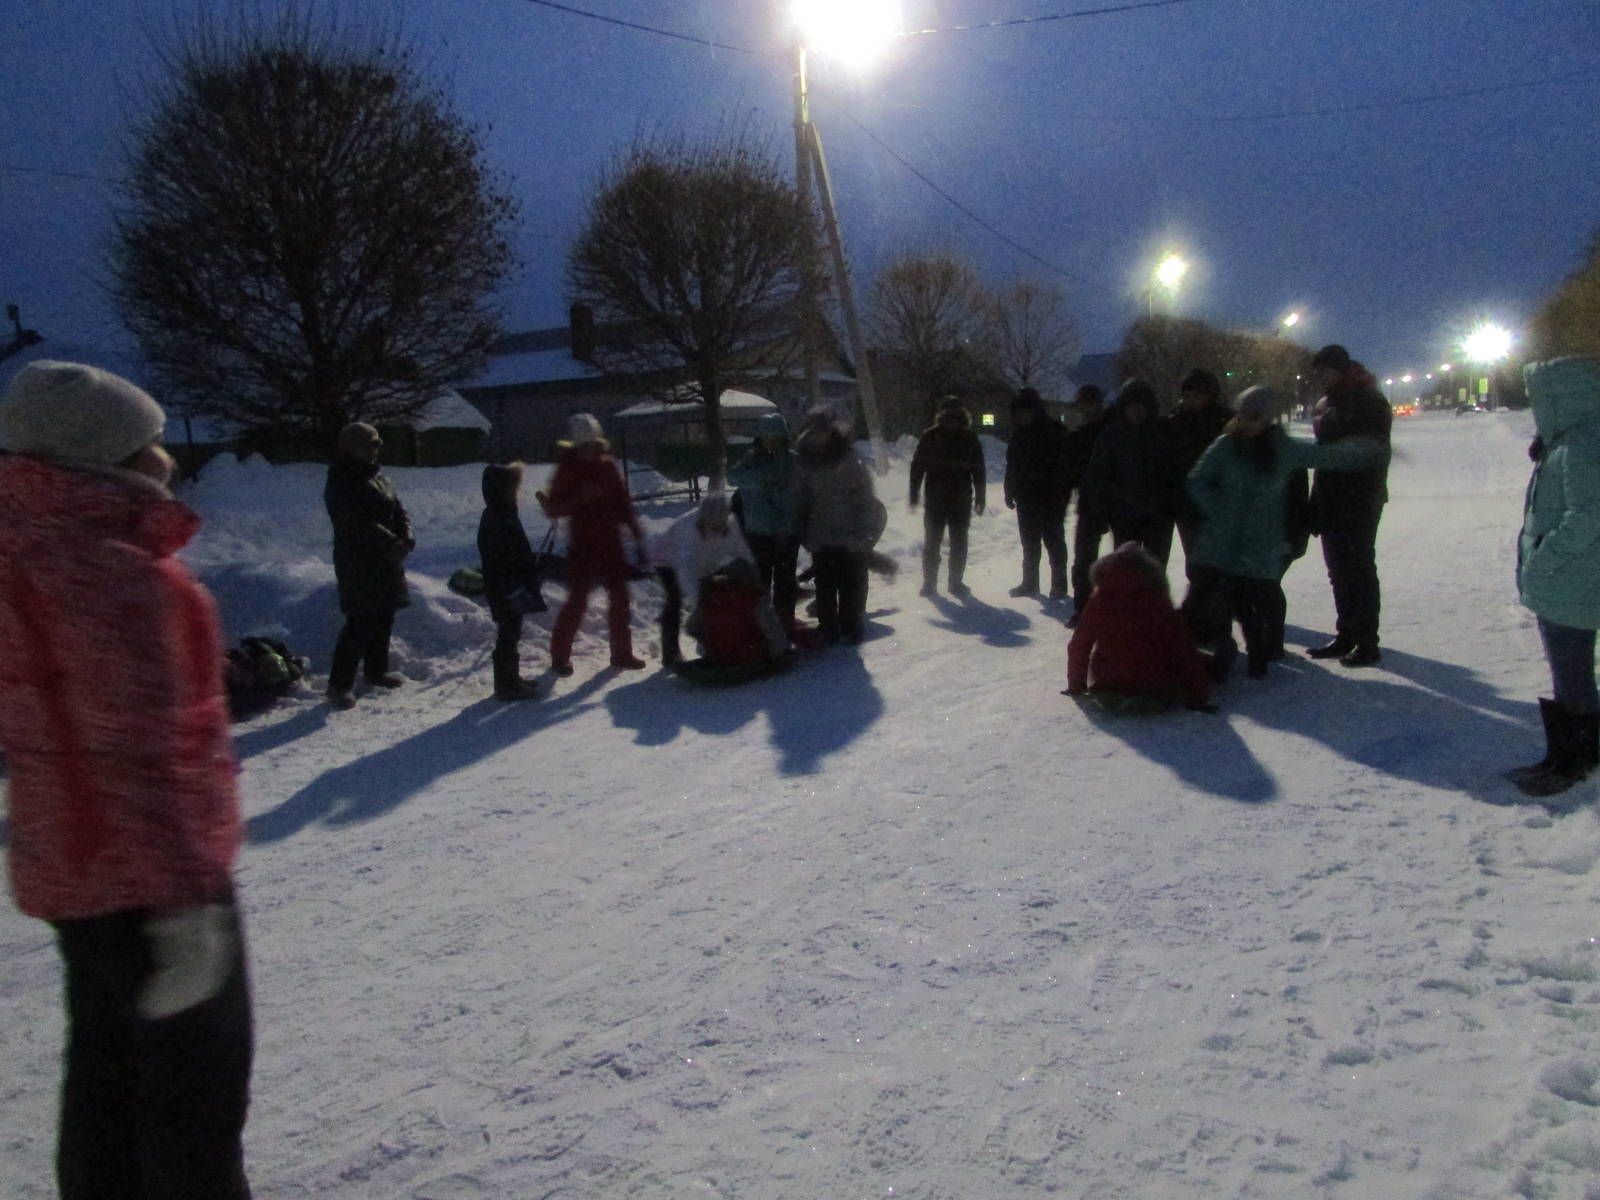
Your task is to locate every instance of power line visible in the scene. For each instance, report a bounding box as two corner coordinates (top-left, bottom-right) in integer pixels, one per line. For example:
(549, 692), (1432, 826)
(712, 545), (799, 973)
(514, 0), (769, 57)
(0, 164), (116, 184)
(901, 0), (1214, 35)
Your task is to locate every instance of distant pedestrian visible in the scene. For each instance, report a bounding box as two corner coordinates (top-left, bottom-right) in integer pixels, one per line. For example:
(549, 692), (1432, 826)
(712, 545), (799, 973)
(1182, 386), (1386, 680)
(537, 413), (647, 676)
(1062, 384), (1110, 620)
(0, 360), (254, 1200)
(477, 462), (546, 701)
(727, 411), (800, 630)
(1065, 541), (1211, 711)
(1507, 356), (1600, 799)
(1003, 387), (1070, 598)
(1304, 344), (1393, 667)
(909, 396), (986, 596)
(325, 421), (413, 709)
(794, 407), (880, 645)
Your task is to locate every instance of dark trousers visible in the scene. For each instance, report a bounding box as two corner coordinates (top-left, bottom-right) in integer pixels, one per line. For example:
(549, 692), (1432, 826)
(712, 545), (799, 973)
(1320, 519), (1382, 645)
(812, 547), (869, 639)
(1183, 565), (1278, 673)
(745, 533), (799, 625)
(657, 566), (684, 662)
(1070, 497), (1109, 609)
(329, 609), (395, 691)
(922, 504), (971, 588)
(492, 613), (524, 690)
(1110, 515), (1173, 569)
(53, 905), (253, 1200)
(1539, 616), (1600, 715)
(1015, 500), (1068, 594)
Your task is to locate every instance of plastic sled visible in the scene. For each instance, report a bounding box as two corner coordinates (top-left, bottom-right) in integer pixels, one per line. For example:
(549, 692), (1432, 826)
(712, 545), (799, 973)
(670, 652), (797, 688)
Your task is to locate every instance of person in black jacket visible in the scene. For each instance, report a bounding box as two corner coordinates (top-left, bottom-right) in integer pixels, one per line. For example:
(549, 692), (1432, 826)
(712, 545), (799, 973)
(324, 422), (413, 709)
(1083, 380), (1170, 566)
(909, 396), (986, 596)
(478, 462), (546, 701)
(1062, 384), (1109, 619)
(1304, 344), (1393, 667)
(1161, 368), (1233, 574)
(1003, 387), (1071, 598)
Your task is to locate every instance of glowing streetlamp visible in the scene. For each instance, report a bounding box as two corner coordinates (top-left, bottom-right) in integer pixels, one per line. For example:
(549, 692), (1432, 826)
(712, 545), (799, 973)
(1463, 323), (1513, 408)
(789, 0), (901, 469)
(1280, 310), (1301, 331)
(1147, 253), (1189, 317)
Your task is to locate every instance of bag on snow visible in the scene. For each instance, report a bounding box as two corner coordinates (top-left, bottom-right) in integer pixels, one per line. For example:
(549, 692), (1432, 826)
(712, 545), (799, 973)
(224, 636), (307, 720)
(448, 567), (486, 597)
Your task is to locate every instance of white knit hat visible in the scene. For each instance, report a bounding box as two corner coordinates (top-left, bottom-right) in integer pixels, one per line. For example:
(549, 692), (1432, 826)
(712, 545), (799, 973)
(566, 412), (605, 446)
(1, 360), (166, 467)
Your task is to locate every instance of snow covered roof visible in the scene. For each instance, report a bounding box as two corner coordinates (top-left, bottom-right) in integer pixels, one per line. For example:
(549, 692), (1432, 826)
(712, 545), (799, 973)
(462, 346), (601, 390)
(415, 390), (491, 432)
(612, 389), (778, 421)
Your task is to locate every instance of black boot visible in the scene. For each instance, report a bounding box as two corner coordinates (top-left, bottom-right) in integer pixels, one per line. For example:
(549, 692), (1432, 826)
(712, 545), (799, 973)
(1509, 700), (1599, 799)
(1306, 637), (1353, 660)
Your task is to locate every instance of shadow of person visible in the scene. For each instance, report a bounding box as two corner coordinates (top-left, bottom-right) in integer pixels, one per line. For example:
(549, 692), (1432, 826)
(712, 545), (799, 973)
(247, 673), (611, 843)
(765, 649), (886, 775)
(926, 591), (1032, 648)
(603, 670), (763, 747)
(232, 702), (331, 760)
(1229, 645), (1531, 803)
(1072, 694), (1278, 804)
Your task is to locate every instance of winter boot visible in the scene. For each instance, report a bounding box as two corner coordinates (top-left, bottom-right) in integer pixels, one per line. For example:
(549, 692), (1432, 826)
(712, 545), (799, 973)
(1510, 701), (1600, 799)
(1339, 643), (1381, 668)
(326, 687), (356, 711)
(494, 679), (541, 702)
(919, 574), (938, 598)
(1306, 637), (1352, 660)
(365, 671), (404, 689)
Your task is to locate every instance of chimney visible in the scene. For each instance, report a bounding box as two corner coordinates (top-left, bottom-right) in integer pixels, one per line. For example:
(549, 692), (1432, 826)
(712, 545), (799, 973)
(569, 302), (595, 365)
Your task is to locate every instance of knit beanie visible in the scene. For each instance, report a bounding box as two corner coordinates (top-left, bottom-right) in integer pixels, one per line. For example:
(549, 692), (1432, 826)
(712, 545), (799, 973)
(0, 360), (165, 467)
(1235, 385), (1275, 420)
(566, 412), (605, 446)
(1310, 344), (1352, 371)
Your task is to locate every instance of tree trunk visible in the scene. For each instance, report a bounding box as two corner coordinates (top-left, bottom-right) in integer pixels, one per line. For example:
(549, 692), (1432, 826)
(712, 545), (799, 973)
(700, 367), (727, 490)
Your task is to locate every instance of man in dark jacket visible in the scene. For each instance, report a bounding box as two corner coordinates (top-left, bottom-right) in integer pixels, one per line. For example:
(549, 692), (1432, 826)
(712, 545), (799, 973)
(909, 396), (986, 596)
(1161, 368), (1233, 573)
(1062, 384), (1109, 619)
(1083, 380), (1170, 565)
(325, 422), (414, 708)
(1305, 344), (1393, 667)
(1003, 387), (1071, 598)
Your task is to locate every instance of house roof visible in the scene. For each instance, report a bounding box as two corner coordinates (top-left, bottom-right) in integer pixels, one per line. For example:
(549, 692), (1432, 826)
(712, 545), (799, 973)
(613, 388), (778, 422)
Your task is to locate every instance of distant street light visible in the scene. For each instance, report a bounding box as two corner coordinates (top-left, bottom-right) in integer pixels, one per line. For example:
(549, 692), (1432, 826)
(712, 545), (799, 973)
(1146, 252), (1189, 317)
(1280, 310), (1301, 330)
(1463, 322), (1513, 408)
(789, 0), (900, 469)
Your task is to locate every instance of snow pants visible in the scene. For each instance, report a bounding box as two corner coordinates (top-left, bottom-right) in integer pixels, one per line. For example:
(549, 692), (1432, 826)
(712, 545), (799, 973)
(745, 533), (800, 626)
(550, 568), (633, 666)
(922, 503), (971, 589)
(328, 609), (396, 691)
(811, 547), (869, 642)
(1539, 617), (1599, 715)
(1015, 499), (1067, 595)
(1320, 517), (1382, 646)
(52, 904), (253, 1200)
(1070, 496), (1109, 611)
(1183, 565), (1278, 673)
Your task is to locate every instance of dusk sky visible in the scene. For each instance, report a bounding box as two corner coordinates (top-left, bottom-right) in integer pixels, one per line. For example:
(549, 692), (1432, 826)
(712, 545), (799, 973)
(5, 0), (1598, 389)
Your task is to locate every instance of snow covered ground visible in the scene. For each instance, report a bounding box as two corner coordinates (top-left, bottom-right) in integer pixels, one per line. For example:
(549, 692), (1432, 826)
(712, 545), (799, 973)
(4, 411), (1600, 1199)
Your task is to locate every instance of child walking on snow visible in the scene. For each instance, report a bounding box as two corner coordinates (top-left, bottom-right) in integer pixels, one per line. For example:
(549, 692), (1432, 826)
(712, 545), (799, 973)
(536, 414), (647, 677)
(478, 462), (547, 701)
(1066, 541), (1212, 712)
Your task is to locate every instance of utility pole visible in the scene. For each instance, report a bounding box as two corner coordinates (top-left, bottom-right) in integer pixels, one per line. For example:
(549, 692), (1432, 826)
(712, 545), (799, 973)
(793, 43), (822, 414)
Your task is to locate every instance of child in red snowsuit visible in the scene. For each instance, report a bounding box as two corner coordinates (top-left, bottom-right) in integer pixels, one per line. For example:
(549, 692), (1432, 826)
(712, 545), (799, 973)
(537, 413), (647, 676)
(1066, 541), (1212, 710)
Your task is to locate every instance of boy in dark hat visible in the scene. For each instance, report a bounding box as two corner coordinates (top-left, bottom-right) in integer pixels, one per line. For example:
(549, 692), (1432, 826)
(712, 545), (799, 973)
(909, 396), (986, 596)
(1002, 387), (1071, 598)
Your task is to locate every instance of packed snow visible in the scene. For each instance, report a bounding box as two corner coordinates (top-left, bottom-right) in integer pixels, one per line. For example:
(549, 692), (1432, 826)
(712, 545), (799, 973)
(4, 411), (1600, 1199)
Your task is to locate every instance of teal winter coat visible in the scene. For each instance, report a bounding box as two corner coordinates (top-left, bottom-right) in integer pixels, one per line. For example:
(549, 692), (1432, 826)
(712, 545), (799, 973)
(727, 413), (798, 538)
(1187, 426), (1384, 580)
(1519, 356), (1600, 630)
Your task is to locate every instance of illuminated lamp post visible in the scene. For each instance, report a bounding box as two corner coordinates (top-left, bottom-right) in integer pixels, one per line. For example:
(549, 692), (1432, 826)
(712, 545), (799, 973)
(1147, 253), (1189, 318)
(1463, 324), (1513, 409)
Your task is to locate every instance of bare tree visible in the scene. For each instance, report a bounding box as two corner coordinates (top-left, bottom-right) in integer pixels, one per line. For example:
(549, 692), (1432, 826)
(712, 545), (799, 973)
(867, 250), (992, 432)
(1530, 227), (1600, 359)
(1116, 316), (1309, 413)
(112, 15), (517, 452)
(567, 127), (822, 483)
(983, 278), (1078, 399)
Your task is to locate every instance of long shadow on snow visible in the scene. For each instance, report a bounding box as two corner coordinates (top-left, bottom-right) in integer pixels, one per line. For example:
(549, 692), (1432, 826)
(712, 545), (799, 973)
(925, 592), (1032, 647)
(247, 672), (612, 843)
(1073, 695), (1277, 804)
(1225, 643), (1529, 802)
(604, 648), (885, 776)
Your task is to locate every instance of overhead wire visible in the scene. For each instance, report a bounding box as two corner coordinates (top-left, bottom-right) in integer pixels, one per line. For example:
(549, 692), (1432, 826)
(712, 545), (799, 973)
(900, 0), (1215, 35)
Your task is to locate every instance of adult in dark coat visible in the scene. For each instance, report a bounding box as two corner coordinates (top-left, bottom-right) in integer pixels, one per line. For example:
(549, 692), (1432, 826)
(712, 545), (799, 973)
(1062, 384), (1109, 618)
(478, 462), (545, 701)
(1083, 380), (1171, 566)
(1002, 387), (1070, 598)
(909, 396), (986, 596)
(1304, 344), (1393, 667)
(325, 422), (413, 707)
(1161, 368), (1233, 572)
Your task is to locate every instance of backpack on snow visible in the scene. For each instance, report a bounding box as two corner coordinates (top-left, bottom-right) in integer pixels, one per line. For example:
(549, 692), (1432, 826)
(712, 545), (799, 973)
(224, 636), (307, 720)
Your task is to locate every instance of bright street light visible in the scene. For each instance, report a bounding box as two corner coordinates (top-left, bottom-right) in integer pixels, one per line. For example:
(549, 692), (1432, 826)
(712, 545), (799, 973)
(1463, 323), (1513, 365)
(1401, 374), (1413, 384)
(791, 0), (902, 70)
(1155, 253), (1189, 291)
(1281, 310), (1301, 329)
(1439, 362), (1452, 372)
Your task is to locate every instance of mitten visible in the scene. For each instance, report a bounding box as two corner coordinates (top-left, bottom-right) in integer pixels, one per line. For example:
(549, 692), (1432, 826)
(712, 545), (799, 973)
(138, 904), (237, 1020)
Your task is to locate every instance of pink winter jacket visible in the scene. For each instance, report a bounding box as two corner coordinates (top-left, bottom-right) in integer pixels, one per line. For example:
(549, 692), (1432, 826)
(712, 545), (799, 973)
(0, 456), (241, 920)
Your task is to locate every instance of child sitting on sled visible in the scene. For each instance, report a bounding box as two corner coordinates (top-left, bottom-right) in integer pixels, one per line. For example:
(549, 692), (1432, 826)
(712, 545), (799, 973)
(1065, 542), (1213, 712)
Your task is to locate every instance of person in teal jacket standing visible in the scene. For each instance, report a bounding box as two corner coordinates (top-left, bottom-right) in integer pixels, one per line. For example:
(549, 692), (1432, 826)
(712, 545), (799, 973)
(1182, 386), (1385, 680)
(1508, 356), (1600, 800)
(728, 411), (800, 629)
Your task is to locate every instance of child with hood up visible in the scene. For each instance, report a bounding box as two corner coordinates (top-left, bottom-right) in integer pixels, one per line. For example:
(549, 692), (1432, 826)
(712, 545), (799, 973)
(793, 406), (882, 645)
(536, 413), (647, 676)
(478, 462), (547, 701)
(1065, 541), (1213, 712)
